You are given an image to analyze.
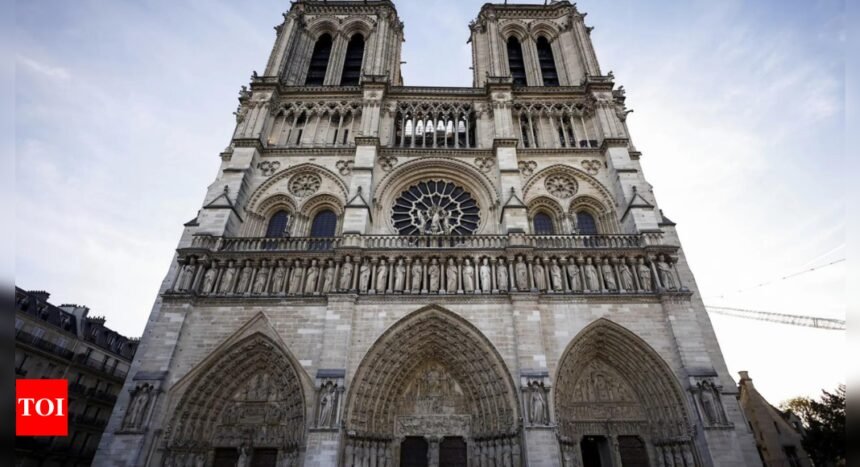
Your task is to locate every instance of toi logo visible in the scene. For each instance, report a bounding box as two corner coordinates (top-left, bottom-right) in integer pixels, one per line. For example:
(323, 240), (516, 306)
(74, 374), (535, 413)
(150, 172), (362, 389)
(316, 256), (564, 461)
(16, 379), (68, 436)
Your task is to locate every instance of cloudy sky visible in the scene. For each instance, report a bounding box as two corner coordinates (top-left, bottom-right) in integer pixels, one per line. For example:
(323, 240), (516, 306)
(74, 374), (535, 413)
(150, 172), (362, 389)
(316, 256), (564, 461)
(14, 0), (846, 404)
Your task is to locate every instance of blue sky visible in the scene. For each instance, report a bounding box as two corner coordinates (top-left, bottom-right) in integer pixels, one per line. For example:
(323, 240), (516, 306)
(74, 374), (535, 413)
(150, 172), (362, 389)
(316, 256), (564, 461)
(13, 0), (846, 404)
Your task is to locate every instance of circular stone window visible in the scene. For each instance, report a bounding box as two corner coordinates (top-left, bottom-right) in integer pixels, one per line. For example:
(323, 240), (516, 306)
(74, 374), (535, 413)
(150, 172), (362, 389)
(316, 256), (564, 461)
(289, 173), (321, 198)
(392, 180), (480, 236)
(545, 174), (578, 199)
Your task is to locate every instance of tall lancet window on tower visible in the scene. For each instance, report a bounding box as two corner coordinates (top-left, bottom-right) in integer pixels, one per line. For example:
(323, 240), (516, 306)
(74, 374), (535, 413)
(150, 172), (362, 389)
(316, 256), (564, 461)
(340, 34), (365, 86)
(507, 37), (527, 86)
(536, 36), (559, 86)
(305, 34), (333, 86)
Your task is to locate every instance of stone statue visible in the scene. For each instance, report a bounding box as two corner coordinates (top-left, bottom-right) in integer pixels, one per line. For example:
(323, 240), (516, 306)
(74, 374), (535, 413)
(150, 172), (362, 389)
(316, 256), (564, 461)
(177, 259), (196, 292)
(304, 260), (319, 294)
(271, 262), (286, 293)
(550, 260), (563, 291)
(219, 261), (237, 294)
(287, 260), (303, 294)
(584, 258), (599, 291)
(657, 256), (677, 290)
(699, 382), (727, 425)
(637, 258), (652, 291)
(480, 258), (492, 292)
(515, 257), (529, 291)
(446, 258), (459, 292)
(195, 454), (205, 467)
(339, 257), (354, 291)
(236, 262), (253, 293)
(566, 260), (581, 291)
(359, 261), (371, 292)
(237, 444), (250, 467)
(201, 266), (217, 294)
(394, 259), (406, 292)
(619, 261), (634, 291)
(497, 259), (509, 291)
(253, 266), (269, 294)
(122, 385), (151, 430)
(428, 259), (440, 292)
(318, 382), (336, 428)
(322, 261), (335, 293)
(376, 259), (389, 293)
(533, 261), (547, 291)
(411, 262), (423, 292)
(462, 259), (475, 292)
(530, 383), (547, 425)
(601, 259), (617, 291)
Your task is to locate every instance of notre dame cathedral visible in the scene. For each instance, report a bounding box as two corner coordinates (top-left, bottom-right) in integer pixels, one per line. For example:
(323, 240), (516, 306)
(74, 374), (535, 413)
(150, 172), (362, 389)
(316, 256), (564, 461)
(94, 1), (762, 466)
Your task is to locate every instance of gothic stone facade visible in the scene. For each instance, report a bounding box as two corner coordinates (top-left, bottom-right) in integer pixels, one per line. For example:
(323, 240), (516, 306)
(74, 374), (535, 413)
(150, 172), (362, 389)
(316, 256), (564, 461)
(94, 1), (762, 466)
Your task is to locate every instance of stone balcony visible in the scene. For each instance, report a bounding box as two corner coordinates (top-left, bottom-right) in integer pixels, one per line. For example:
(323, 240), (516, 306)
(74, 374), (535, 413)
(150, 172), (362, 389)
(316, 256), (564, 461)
(168, 233), (687, 299)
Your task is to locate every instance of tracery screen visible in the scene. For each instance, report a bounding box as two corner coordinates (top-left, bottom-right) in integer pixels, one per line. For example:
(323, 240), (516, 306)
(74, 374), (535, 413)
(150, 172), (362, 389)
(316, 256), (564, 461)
(392, 180), (480, 236)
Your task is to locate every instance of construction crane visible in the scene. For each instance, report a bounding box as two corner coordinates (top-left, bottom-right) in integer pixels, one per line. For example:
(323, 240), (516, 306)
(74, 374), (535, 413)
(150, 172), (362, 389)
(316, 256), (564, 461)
(705, 306), (846, 331)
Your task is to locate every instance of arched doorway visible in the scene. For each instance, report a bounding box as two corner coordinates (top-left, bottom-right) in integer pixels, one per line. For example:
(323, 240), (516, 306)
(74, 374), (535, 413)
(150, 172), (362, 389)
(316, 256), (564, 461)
(555, 319), (699, 467)
(344, 306), (522, 466)
(161, 334), (307, 467)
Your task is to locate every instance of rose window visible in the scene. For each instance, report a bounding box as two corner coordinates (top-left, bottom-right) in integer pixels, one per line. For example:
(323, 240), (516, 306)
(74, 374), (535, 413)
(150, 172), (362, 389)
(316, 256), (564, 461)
(392, 180), (480, 236)
(545, 174), (578, 199)
(288, 173), (321, 198)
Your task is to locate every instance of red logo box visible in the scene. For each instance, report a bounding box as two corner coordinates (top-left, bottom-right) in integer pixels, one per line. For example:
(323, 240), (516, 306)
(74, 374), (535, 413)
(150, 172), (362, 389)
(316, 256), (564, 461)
(16, 379), (68, 436)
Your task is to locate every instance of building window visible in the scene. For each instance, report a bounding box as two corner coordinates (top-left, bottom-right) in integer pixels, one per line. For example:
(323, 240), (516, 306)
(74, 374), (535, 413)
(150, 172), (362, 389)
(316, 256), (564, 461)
(310, 210), (337, 238)
(391, 180), (481, 236)
(536, 36), (559, 86)
(340, 34), (365, 86)
(533, 213), (555, 235)
(507, 37), (527, 86)
(576, 211), (598, 235)
(265, 210), (291, 238)
(305, 34), (333, 86)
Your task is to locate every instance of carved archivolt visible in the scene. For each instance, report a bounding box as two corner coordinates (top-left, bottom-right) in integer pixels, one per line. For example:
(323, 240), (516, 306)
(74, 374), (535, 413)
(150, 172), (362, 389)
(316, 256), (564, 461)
(163, 333), (307, 456)
(247, 163), (348, 215)
(344, 306), (520, 438)
(555, 319), (699, 463)
(374, 158), (498, 234)
(523, 164), (615, 211)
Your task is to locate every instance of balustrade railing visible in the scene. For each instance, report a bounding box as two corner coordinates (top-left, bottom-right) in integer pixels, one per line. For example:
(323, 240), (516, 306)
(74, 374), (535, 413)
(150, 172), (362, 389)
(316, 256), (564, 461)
(188, 233), (665, 253)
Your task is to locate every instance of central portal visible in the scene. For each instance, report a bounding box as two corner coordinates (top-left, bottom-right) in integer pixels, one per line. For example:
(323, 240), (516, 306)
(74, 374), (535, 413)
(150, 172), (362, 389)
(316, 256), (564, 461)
(343, 307), (523, 466)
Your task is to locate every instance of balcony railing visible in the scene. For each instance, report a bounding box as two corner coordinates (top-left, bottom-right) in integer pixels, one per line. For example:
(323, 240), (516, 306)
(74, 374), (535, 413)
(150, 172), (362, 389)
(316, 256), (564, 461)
(15, 331), (75, 360)
(188, 233), (666, 253)
(72, 353), (128, 381)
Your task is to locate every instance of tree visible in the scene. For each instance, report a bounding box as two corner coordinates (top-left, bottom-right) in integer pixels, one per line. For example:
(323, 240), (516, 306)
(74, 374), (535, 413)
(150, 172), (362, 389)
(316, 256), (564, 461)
(781, 385), (846, 467)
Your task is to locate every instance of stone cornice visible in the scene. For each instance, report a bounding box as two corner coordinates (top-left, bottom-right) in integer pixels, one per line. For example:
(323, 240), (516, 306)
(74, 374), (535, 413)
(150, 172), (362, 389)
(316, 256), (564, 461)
(260, 147), (357, 157)
(232, 138), (264, 151)
(515, 148), (603, 156)
(600, 138), (631, 150)
(493, 138), (520, 149)
(354, 136), (380, 147)
(294, 0), (398, 17)
(380, 147), (494, 158)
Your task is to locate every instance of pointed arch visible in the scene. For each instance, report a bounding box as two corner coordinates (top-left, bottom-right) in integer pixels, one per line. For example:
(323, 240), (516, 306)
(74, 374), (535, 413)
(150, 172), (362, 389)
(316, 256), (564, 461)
(344, 306), (521, 439)
(373, 157), (498, 235)
(306, 33), (333, 86)
(555, 319), (699, 464)
(340, 33), (366, 86)
(162, 314), (313, 463)
(247, 163), (348, 215)
(506, 36), (527, 86)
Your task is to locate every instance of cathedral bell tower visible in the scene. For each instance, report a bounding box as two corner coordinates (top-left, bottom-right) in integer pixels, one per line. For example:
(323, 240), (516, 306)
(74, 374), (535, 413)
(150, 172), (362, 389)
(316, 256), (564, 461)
(94, 2), (762, 466)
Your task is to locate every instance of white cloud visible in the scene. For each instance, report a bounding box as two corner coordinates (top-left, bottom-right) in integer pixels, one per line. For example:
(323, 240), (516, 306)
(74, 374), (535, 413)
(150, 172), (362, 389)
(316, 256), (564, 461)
(17, 56), (70, 81)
